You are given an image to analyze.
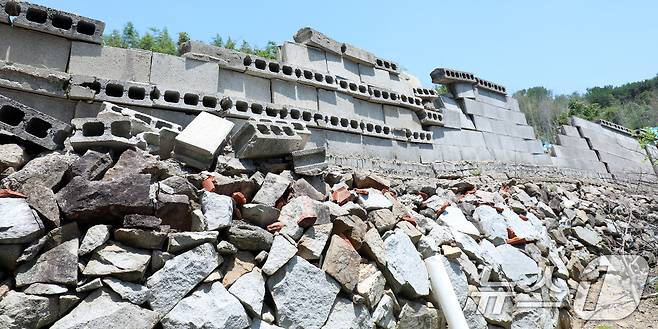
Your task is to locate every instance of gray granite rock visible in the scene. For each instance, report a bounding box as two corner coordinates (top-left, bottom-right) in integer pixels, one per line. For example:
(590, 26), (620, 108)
(383, 229), (429, 298)
(227, 222), (274, 252)
(297, 223), (332, 260)
(262, 234), (298, 276)
(82, 242), (151, 282)
(78, 224), (111, 256)
(322, 234), (361, 291)
(201, 191), (234, 230)
(0, 198), (44, 244)
(321, 297), (374, 329)
(103, 277), (151, 305)
(15, 239), (78, 287)
(0, 290), (58, 328)
(168, 231), (219, 253)
(228, 268), (265, 315)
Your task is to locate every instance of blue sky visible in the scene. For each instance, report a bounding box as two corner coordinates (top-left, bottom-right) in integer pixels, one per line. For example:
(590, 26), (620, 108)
(35, 0), (658, 95)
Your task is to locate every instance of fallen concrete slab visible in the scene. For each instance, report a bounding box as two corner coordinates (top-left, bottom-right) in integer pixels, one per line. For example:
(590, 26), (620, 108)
(232, 120), (305, 159)
(173, 112), (234, 169)
(292, 147), (328, 176)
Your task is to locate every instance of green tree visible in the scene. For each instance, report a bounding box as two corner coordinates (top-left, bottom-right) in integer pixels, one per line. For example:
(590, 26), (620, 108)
(239, 41), (253, 54)
(211, 34), (223, 47)
(434, 84), (449, 95)
(177, 32), (190, 48)
(255, 41), (278, 59)
(121, 22), (139, 48)
(138, 29), (156, 51)
(104, 29), (123, 47)
(153, 28), (177, 55)
(224, 37), (236, 50)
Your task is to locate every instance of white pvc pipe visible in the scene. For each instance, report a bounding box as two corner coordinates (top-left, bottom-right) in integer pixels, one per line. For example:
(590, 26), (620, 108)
(425, 255), (469, 329)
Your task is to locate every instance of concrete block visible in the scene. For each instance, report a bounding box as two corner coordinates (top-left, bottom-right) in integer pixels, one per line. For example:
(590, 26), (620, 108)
(559, 125), (580, 137)
(359, 119), (393, 140)
(475, 89), (509, 109)
(383, 105), (422, 130)
(413, 88), (438, 100)
(0, 23), (71, 71)
(294, 27), (342, 55)
(231, 120), (304, 159)
(218, 69), (271, 103)
(271, 79), (318, 111)
(68, 42), (152, 82)
(507, 96), (521, 112)
(318, 89), (357, 118)
(549, 144), (599, 162)
(310, 128), (362, 157)
(0, 92), (71, 150)
(550, 157), (608, 174)
(98, 102), (182, 134)
(150, 52), (219, 93)
(292, 147), (328, 176)
(439, 145), (463, 161)
(417, 109), (444, 127)
(461, 146), (494, 161)
(597, 151), (654, 175)
(9, 1), (105, 43)
(280, 42), (328, 73)
(475, 77), (507, 95)
(325, 52), (360, 81)
(596, 119), (633, 136)
(221, 97), (287, 125)
(70, 117), (137, 152)
(360, 65), (413, 96)
(174, 112), (234, 169)
(555, 134), (590, 150)
(392, 141), (422, 162)
(244, 55), (337, 90)
(69, 75), (155, 108)
(430, 127), (486, 148)
(335, 78), (370, 100)
(179, 41), (248, 72)
(341, 42), (377, 66)
(0, 86), (76, 123)
(353, 97), (385, 123)
(373, 57), (400, 75)
(461, 98), (527, 125)
(368, 84), (423, 111)
(430, 68), (477, 85)
(0, 60), (69, 98)
(449, 82), (476, 99)
(360, 135), (396, 159)
(152, 87), (223, 113)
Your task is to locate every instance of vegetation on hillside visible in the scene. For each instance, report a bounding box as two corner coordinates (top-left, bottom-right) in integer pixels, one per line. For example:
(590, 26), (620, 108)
(103, 22), (277, 59)
(513, 75), (658, 143)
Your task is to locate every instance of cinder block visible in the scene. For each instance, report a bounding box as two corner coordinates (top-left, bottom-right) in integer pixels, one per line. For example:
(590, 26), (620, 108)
(98, 102), (182, 134)
(0, 93), (71, 150)
(294, 27), (342, 55)
(9, 1), (105, 43)
(413, 88), (438, 100)
(69, 75), (155, 108)
(597, 151), (654, 175)
(325, 52), (360, 81)
(461, 98), (528, 125)
(360, 65), (413, 96)
(383, 105), (422, 130)
(0, 60), (69, 98)
(68, 42), (152, 82)
(174, 112), (234, 169)
(179, 41), (248, 72)
(335, 77), (370, 100)
(244, 55), (336, 91)
(152, 87), (223, 113)
(292, 147), (328, 176)
(0, 24), (71, 71)
(429, 127), (486, 148)
(280, 42), (328, 73)
(430, 68), (477, 85)
(373, 57), (400, 75)
(271, 79), (318, 111)
(475, 77), (507, 95)
(0, 86), (76, 123)
(417, 109), (444, 127)
(555, 134), (590, 150)
(150, 52), (219, 94)
(368, 84), (423, 111)
(231, 120), (304, 159)
(70, 117), (138, 152)
(341, 42), (377, 66)
(218, 68), (271, 103)
(353, 98), (385, 123)
(318, 89), (356, 118)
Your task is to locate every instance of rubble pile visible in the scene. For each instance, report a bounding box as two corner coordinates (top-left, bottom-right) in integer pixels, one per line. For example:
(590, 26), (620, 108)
(1, 127), (657, 328)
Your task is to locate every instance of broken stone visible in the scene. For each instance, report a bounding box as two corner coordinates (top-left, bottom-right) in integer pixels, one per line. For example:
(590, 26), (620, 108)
(150, 250), (174, 272)
(438, 254), (468, 306)
(342, 201), (367, 219)
(361, 228), (387, 266)
(267, 256), (340, 329)
(262, 234), (298, 275)
(147, 243), (219, 317)
(212, 174), (259, 201)
(333, 214), (367, 248)
(222, 251), (256, 287)
(572, 226), (602, 248)
(367, 208), (398, 233)
(442, 245), (462, 259)
(216, 240), (238, 255)
(0, 244), (23, 271)
(463, 297), (488, 329)
(103, 277), (150, 305)
(19, 182), (60, 227)
(241, 203), (280, 228)
(0, 290), (59, 329)
(357, 263), (386, 309)
(496, 244), (540, 286)
(50, 289), (159, 329)
(0, 144), (27, 172)
(398, 301), (442, 329)
(162, 282), (250, 329)
(278, 196), (331, 240)
(102, 149), (160, 181)
(357, 188), (393, 211)
(371, 294), (396, 329)
(297, 223), (332, 260)
(502, 207), (542, 241)
(83, 242), (151, 282)
(291, 177), (325, 201)
(155, 193), (191, 231)
(200, 191), (233, 230)
(57, 174), (153, 222)
(253, 173), (290, 206)
(76, 278), (103, 293)
(322, 234), (361, 291)
(395, 220), (422, 244)
(114, 228), (168, 250)
(228, 268), (266, 315)
(383, 229), (429, 298)
(322, 297), (374, 329)
(23, 283), (68, 295)
(78, 225), (111, 257)
(16, 223), (79, 264)
(227, 222), (274, 251)
(15, 239), (78, 287)
(474, 205), (507, 245)
(354, 172), (390, 190)
(160, 175), (198, 200)
(438, 206), (480, 237)
(123, 214), (161, 229)
(452, 230), (487, 264)
(68, 150), (113, 181)
(2, 153), (77, 190)
(0, 198), (44, 244)
(168, 231), (219, 253)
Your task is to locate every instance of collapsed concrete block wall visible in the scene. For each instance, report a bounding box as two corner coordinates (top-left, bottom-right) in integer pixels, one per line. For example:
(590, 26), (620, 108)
(0, 1), (656, 182)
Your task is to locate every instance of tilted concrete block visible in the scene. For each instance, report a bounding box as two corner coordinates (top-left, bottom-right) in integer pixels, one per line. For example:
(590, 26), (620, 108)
(475, 77), (507, 95)
(272, 79), (319, 111)
(98, 102), (182, 134)
(179, 40), (248, 72)
(243, 55), (337, 91)
(232, 120), (305, 159)
(68, 42), (152, 82)
(325, 52), (360, 81)
(280, 41), (328, 73)
(0, 23), (71, 71)
(460, 98), (527, 124)
(449, 82), (477, 99)
(0, 92), (71, 150)
(151, 86), (223, 113)
(70, 117), (141, 152)
(0, 86), (76, 122)
(360, 65), (413, 95)
(291, 147), (327, 176)
(555, 134), (590, 150)
(174, 112), (234, 169)
(559, 125), (580, 137)
(475, 89), (510, 109)
(150, 52), (219, 94)
(0, 60), (69, 98)
(218, 68), (271, 103)
(596, 119), (633, 136)
(341, 42), (377, 66)
(9, 1), (105, 43)
(550, 156), (608, 174)
(414, 88), (438, 100)
(69, 75), (155, 107)
(430, 68), (477, 85)
(368, 85), (423, 111)
(549, 144), (599, 162)
(294, 27), (343, 55)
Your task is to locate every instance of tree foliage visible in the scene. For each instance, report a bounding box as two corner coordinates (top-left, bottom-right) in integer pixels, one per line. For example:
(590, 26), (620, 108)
(103, 22), (277, 59)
